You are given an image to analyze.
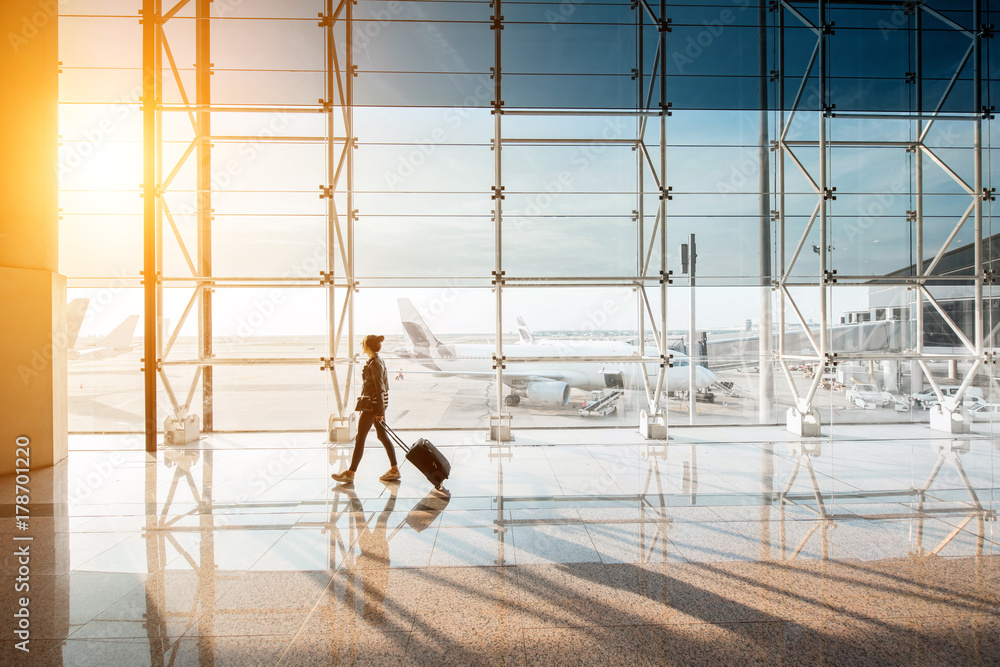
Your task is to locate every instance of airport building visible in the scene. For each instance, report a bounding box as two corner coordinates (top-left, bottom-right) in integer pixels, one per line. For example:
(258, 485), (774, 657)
(1, 1), (998, 664)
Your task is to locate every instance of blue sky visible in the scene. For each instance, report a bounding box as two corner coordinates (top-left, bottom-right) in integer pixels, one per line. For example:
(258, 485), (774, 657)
(57, 1), (990, 337)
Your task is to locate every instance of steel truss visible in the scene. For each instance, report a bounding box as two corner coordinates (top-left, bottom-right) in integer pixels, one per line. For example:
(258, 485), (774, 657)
(489, 0), (673, 439)
(142, 1), (356, 451)
(774, 0), (990, 430)
(143, 0), (218, 452)
(136, 2), (994, 448)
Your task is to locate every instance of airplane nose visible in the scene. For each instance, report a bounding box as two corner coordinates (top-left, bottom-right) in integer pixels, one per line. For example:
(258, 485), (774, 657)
(697, 366), (716, 387)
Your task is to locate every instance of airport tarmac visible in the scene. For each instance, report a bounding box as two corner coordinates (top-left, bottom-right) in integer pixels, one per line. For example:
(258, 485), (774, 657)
(66, 337), (1000, 435)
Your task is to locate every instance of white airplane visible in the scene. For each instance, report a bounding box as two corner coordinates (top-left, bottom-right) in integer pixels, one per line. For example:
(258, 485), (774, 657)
(67, 298), (140, 361)
(395, 298), (717, 407)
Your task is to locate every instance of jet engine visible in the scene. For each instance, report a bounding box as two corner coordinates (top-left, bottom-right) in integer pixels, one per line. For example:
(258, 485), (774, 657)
(526, 381), (571, 406)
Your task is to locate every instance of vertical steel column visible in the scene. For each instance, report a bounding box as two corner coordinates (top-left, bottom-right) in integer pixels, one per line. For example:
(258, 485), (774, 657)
(325, 0), (336, 377)
(818, 0), (829, 384)
(142, 0), (157, 453)
(347, 0), (355, 367)
(659, 0), (668, 423)
(196, 0), (213, 430)
(973, 0), (984, 359)
(637, 4), (645, 372)
(915, 6), (924, 386)
(758, 0), (774, 424)
(688, 234), (696, 423)
(778, 7), (786, 366)
(155, 0), (163, 370)
(493, 2), (505, 418)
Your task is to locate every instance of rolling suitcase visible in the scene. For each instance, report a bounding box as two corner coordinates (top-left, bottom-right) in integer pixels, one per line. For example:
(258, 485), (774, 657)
(384, 424), (451, 489)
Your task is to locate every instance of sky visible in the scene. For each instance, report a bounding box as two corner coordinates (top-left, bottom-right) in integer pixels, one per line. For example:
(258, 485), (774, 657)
(56, 1), (989, 338)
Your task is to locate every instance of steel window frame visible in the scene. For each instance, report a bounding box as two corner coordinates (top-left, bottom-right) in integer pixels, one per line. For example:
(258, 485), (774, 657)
(134, 1), (995, 448)
(773, 0), (989, 420)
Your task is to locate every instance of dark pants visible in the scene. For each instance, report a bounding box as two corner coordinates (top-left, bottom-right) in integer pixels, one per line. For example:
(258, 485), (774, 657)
(350, 411), (397, 471)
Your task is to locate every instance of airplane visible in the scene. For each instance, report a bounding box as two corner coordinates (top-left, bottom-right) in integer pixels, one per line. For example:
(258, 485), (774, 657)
(516, 316), (535, 344)
(67, 298), (141, 361)
(395, 298), (717, 407)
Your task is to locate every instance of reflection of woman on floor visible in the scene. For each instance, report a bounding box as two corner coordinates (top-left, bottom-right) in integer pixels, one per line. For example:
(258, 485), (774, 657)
(343, 484), (398, 624)
(333, 334), (400, 484)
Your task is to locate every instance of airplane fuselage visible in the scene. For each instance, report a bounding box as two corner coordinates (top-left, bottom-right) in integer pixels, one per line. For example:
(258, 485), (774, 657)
(395, 297), (716, 407)
(407, 339), (717, 395)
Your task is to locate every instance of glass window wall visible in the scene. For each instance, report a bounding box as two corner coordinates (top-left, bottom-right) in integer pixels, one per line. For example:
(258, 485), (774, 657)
(59, 1), (998, 442)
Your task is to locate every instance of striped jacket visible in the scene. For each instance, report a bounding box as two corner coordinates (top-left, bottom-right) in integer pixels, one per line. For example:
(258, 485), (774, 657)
(361, 354), (389, 417)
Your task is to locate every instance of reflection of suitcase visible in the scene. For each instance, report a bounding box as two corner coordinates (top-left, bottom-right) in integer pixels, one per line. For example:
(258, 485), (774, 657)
(406, 488), (451, 532)
(384, 424), (451, 489)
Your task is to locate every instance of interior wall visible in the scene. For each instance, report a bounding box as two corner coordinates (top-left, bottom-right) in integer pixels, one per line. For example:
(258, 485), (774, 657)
(0, 0), (66, 471)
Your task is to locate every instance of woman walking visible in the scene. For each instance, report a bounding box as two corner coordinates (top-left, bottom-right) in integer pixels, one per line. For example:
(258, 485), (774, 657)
(332, 334), (401, 484)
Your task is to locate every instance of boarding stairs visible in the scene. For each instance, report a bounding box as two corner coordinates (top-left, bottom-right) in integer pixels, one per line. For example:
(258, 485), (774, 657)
(711, 380), (741, 398)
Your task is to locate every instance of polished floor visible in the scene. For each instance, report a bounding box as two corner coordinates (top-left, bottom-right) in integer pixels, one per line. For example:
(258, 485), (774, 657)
(0, 424), (997, 666)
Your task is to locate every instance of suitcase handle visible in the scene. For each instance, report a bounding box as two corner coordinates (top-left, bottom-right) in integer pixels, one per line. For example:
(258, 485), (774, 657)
(381, 423), (411, 454)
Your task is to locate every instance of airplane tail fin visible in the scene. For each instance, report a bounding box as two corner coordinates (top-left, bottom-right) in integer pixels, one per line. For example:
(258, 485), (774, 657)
(98, 315), (140, 349)
(67, 298), (90, 349)
(516, 316), (535, 344)
(397, 298), (452, 360)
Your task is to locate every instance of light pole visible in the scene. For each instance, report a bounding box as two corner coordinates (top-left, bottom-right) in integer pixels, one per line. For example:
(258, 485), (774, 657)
(681, 234), (696, 424)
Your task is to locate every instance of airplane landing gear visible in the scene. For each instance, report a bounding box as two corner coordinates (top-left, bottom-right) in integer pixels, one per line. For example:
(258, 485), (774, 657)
(505, 394), (521, 407)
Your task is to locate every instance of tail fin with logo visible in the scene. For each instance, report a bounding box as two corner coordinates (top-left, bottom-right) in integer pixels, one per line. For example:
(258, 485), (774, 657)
(516, 316), (535, 344)
(397, 298), (454, 360)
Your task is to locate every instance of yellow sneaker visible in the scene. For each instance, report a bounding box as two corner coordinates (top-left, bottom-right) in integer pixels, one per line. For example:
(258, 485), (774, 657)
(379, 469), (401, 482)
(331, 470), (355, 484)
